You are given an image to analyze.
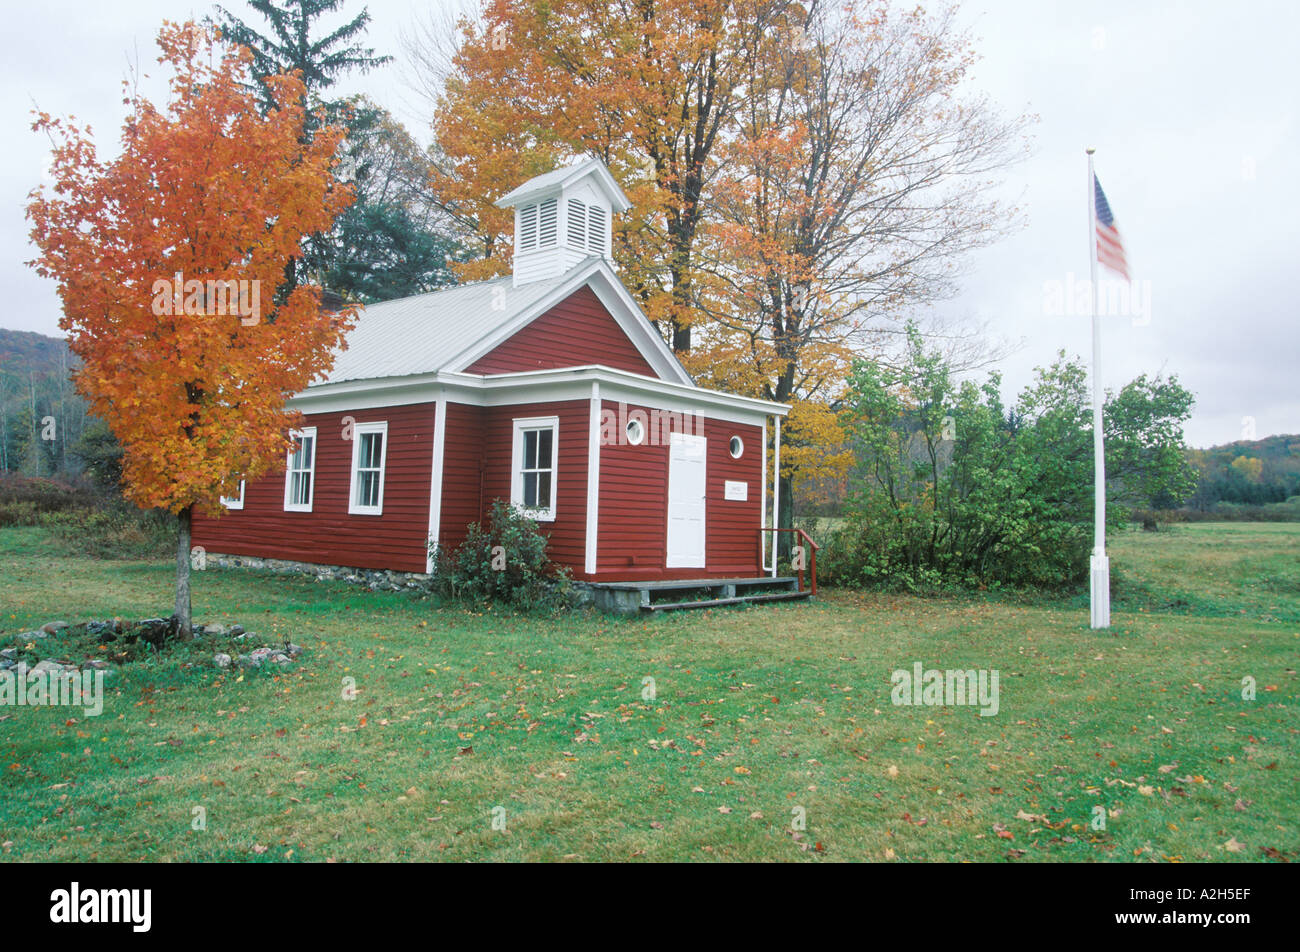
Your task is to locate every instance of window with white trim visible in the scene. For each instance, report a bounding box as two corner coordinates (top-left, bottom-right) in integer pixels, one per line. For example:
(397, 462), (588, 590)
(348, 421), (388, 516)
(511, 416), (558, 521)
(220, 479), (246, 510)
(283, 427), (316, 512)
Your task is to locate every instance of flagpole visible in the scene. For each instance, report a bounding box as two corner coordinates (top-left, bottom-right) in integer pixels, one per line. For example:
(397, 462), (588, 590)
(1087, 147), (1110, 629)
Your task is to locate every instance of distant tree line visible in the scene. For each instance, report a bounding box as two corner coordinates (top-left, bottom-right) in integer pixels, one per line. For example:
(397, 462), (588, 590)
(1184, 435), (1300, 514)
(0, 330), (111, 484)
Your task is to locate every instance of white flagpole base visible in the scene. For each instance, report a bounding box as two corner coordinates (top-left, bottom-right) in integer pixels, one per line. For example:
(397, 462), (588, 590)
(1090, 553), (1110, 629)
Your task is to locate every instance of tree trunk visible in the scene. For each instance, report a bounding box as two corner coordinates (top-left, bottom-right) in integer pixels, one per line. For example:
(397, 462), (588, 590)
(175, 505), (193, 638)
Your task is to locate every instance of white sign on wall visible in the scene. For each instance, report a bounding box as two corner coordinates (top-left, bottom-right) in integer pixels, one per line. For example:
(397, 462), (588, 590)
(723, 480), (748, 501)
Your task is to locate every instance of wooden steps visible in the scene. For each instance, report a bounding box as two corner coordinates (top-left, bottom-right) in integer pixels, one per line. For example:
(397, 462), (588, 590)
(644, 589), (812, 613)
(581, 576), (811, 613)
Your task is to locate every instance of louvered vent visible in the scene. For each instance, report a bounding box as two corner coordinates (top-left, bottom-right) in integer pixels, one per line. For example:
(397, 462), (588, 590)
(586, 205), (606, 256)
(538, 199), (558, 247)
(518, 203), (538, 252)
(568, 199), (587, 249)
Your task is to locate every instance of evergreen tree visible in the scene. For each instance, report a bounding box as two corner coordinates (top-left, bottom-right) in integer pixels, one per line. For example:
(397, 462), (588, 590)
(214, 0), (391, 123)
(213, 0), (393, 293)
(304, 99), (466, 302)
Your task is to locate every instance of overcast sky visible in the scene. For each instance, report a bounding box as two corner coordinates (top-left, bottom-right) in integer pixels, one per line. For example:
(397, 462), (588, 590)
(4, 0), (1296, 447)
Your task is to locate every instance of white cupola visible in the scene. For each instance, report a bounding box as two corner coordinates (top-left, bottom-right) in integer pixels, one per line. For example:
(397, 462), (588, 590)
(494, 157), (631, 287)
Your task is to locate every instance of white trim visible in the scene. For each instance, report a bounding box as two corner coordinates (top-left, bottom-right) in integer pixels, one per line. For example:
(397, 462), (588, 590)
(495, 157), (632, 213)
(291, 364), (788, 425)
(583, 268), (693, 385)
(585, 382), (601, 575)
(442, 260), (694, 387)
(771, 416), (781, 578)
(347, 420), (389, 516)
(427, 398), (447, 572)
(220, 479), (246, 510)
(283, 426), (317, 512)
(761, 419), (769, 572)
(511, 415), (559, 522)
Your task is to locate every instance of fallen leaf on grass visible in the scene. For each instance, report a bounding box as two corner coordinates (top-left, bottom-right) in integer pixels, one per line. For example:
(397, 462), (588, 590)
(1224, 837), (1246, 853)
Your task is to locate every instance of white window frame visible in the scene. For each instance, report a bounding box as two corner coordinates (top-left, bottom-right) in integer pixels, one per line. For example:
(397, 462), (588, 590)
(283, 426), (317, 512)
(220, 479), (246, 510)
(511, 415), (559, 522)
(348, 421), (389, 516)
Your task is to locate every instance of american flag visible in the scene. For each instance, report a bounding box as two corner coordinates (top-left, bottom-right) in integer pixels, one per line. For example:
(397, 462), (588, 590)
(1093, 174), (1129, 281)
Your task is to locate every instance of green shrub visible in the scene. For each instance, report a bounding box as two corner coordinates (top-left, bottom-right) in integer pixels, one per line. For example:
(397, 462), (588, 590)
(0, 474), (172, 559)
(825, 327), (1195, 592)
(0, 474), (95, 513)
(431, 499), (574, 612)
(41, 504), (175, 560)
(0, 500), (42, 527)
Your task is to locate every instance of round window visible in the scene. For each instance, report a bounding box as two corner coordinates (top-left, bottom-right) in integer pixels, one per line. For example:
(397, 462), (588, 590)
(729, 436), (744, 458)
(626, 418), (646, 445)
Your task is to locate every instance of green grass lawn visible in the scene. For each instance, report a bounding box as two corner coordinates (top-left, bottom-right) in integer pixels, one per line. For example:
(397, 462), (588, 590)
(1, 522), (1295, 862)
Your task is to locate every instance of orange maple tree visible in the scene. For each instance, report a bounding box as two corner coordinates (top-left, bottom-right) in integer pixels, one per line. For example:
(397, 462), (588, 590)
(26, 21), (356, 635)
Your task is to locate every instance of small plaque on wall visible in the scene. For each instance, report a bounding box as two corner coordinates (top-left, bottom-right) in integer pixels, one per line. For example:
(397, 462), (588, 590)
(724, 480), (748, 501)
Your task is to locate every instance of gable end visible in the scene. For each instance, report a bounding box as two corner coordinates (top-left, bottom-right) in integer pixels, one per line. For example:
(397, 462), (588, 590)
(465, 286), (658, 377)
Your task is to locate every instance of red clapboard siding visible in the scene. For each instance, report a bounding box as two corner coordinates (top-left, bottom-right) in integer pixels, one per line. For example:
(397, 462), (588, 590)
(437, 401), (486, 554)
(465, 287), (658, 377)
(191, 402), (435, 573)
(438, 399), (591, 573)
(594, 401), (764, 580)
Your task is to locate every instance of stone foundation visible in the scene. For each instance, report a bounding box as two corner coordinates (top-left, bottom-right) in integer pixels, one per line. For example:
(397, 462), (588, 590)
(204, 553), (434, 594)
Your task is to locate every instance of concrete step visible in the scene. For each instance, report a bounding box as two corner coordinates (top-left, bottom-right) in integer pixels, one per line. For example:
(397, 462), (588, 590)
(584, 576), (802, 613)
(588, 576), (799, 593)
(644, 590), (812, 613)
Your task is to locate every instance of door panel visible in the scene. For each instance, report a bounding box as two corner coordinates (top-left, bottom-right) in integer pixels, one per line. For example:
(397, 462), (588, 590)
(666, 432), (707, 568)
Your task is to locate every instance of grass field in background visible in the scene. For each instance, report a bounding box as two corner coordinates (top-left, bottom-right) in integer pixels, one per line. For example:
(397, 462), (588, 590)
(0, 522), (1295, 862)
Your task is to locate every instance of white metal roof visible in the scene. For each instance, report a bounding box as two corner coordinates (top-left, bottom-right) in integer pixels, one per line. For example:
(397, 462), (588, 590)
(494, 157), (631, 212)
(315, 258), (695, 389)
(318, 273), (563, 385)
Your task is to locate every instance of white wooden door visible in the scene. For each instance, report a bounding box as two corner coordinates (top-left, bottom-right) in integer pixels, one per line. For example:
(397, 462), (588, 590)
(666, 432), (707, 568)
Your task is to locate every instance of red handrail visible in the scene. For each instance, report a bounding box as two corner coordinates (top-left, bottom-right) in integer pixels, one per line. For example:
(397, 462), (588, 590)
(759, 527), (820, 595)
